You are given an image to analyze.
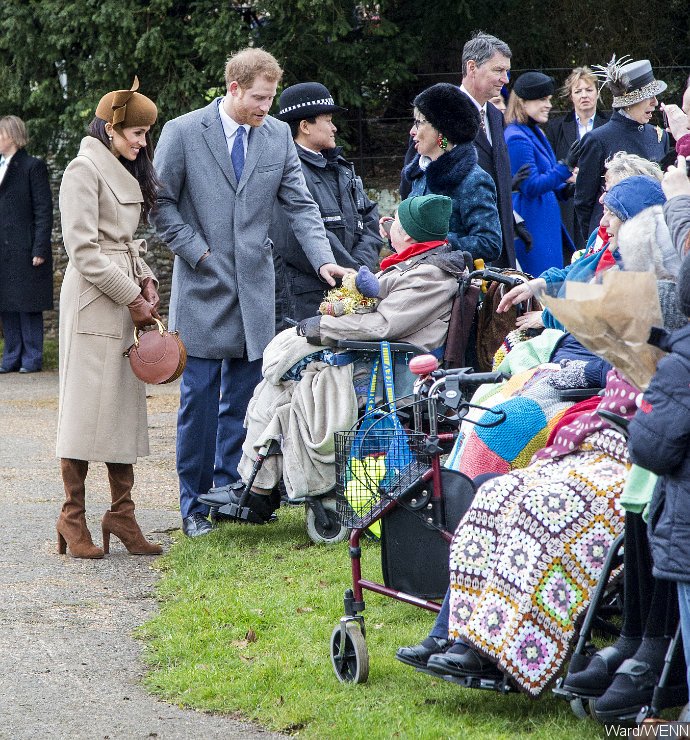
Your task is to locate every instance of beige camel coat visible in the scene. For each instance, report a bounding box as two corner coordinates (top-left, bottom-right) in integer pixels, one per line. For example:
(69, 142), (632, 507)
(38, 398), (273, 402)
(57, 137), (156, 463)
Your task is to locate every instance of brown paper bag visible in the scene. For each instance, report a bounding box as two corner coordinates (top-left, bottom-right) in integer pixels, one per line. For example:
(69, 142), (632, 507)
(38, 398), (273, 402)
(540, 271), (664, 390)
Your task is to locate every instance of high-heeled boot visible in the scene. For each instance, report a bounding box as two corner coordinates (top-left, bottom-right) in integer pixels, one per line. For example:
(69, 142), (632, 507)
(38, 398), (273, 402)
(56, 458), (104, 559)
(102, 462), (162, 555)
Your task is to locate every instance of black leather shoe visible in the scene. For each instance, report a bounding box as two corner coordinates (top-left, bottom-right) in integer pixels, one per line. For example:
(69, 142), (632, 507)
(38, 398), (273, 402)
(427, 647), (502, 679)
(0, 366), (18, 374)
(561, 642), (639, 697)
(18, 367), (41, 373)
(197, 481), (244, 507)
(182, 513), (213, 538)
(396, 637), (453, 669)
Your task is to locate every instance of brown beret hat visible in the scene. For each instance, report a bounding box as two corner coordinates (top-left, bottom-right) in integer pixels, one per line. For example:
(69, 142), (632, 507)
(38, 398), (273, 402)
(95, 76), (157, 130)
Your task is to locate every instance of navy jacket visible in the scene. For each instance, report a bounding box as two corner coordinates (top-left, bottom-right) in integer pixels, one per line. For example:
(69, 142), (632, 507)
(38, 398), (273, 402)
(400, 95), (515, 267)
(404, 141), (502, 263)
(574, 111), (669, 244)
(545, 110), (609, 249)
(271, 145), (382, 323)
(505, 122), (574, 276)
(0, 148), (53, 313)
(628, 324), (690, 582)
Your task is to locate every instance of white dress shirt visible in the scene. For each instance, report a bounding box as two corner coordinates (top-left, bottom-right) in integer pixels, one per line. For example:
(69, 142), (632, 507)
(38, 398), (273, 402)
(576, 115), (595, 140)
(460, 84), (491, 145)
(0, 152), (14, 186)
(218, 99), (250, 160)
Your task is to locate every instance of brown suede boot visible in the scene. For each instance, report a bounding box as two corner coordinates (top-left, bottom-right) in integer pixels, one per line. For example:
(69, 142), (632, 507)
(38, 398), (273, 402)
(57, 459), (104, 559)
(102, 463), (163, 555)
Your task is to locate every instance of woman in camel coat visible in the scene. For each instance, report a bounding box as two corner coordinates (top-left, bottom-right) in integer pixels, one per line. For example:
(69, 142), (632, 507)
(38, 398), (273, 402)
(57, 79), (162, 559)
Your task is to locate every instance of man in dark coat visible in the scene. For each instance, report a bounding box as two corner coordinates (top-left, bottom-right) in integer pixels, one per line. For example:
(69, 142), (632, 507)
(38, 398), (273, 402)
(0, 116), (53, 373)
(400, 31), (515, 267)
(271, 82), (382, 325)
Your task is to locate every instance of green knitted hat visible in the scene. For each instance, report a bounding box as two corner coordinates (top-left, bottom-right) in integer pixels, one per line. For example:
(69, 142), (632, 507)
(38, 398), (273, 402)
(397, 194), (452, 244)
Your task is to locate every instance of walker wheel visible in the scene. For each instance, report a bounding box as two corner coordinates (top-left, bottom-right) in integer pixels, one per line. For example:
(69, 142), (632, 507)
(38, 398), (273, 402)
(305, 498), (349, 544)
(330, 621), (369, 684)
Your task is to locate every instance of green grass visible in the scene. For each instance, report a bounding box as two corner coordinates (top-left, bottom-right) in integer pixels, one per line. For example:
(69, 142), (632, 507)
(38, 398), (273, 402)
(139, 508), (608, 739)
(0, 337), (58, 370)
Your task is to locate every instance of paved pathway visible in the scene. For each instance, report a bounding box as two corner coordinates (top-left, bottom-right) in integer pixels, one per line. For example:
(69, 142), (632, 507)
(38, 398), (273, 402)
(0, 371), (278, 740)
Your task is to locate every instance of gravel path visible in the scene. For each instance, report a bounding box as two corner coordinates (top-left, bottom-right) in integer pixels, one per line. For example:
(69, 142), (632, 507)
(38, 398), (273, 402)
(0, 371), (278, 740)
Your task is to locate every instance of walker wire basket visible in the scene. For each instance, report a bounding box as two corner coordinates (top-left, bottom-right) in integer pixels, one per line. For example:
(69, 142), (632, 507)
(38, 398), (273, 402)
(334, 426), (430, 529)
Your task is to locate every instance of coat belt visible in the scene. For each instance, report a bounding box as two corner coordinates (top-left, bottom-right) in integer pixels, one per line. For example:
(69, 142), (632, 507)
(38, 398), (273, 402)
(100, 239), (147, 280)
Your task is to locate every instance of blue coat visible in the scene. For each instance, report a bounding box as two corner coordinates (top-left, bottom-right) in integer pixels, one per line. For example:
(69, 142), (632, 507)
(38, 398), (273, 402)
(505, 122), (573, 276)
(628, 324), (690, 582)
(403, 142), (502, 263)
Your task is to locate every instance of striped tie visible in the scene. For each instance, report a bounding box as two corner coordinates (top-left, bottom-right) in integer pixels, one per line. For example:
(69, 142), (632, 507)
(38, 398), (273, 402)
(479, 108), (487, 136)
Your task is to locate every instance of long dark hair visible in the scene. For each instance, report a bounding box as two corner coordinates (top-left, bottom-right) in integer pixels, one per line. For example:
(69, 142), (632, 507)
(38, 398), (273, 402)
(87, 117), (160, 221)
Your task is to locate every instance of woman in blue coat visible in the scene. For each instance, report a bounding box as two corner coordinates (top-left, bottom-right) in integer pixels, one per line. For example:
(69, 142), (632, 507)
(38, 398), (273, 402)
(505, 72), (577, 276)
(402, 83), (502, 264)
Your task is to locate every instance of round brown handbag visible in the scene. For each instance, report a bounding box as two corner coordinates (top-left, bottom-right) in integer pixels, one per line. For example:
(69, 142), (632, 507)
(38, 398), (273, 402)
(124, 319), (187, 384)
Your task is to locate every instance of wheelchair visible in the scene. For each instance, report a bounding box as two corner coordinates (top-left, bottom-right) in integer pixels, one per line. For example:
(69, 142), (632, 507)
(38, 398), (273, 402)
(203, 267), (523, 545)
(552, 411), (688, 726)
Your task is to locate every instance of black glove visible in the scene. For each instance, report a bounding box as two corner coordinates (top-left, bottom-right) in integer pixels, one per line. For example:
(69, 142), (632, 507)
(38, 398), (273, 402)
(514, 220), (533, 252)
(511, 163), (531, 192)
(560, 182), (576, 200)
(296, 315), (322, 344)
(560, 139), (583, 170)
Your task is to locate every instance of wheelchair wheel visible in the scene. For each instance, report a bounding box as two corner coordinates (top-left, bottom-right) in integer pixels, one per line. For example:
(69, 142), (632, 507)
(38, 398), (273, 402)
(305, 498), (349, 544)
(569, 697), (590, 719)
(330, 621), (369, 684)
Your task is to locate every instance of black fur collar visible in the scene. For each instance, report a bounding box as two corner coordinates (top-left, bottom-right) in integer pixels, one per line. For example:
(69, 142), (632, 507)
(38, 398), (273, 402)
(404, 141), (477, 196)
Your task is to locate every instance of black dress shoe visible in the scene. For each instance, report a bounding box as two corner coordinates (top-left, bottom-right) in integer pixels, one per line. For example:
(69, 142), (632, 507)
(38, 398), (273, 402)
(427, 646), (503, 679)
(396, 637), (453, 669)
(18, 367), (41, 373)
(0, 366), (18, 374)
(182, 513), (213, 538)
(197, 481), (244, 507)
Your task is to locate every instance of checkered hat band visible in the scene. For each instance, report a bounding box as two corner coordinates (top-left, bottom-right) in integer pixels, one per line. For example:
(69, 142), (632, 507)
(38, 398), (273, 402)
(612, 80), (665, 108)
(279, 97), (336, 115)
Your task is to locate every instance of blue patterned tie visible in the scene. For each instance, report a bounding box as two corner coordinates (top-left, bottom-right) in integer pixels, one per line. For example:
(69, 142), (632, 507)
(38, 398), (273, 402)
(231, 126), (245, 182)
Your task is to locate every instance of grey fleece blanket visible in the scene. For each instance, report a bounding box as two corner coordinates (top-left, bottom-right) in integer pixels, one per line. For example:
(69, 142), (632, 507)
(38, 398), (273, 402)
(239, 332), (358, 498)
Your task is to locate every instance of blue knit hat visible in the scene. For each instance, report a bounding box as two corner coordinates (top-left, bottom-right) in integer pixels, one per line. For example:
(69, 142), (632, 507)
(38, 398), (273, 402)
(603, 176), (666, 222)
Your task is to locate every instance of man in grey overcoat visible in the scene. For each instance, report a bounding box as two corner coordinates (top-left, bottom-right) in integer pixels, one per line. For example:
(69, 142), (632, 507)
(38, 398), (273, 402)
(152, 48), (347, 537)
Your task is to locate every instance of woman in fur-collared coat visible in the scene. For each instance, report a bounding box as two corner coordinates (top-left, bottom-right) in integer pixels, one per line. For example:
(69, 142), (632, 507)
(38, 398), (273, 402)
(402, 83), (502, 264)
(56, 80), (162, 559)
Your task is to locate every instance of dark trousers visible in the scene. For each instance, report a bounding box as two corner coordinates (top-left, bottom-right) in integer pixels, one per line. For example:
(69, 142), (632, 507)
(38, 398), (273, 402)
(176, 354), (262, 518)
(0, 311), (43, 371)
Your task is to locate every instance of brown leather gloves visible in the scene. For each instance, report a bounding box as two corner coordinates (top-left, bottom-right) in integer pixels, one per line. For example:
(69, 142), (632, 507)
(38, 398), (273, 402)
(128, 294), (159, 329)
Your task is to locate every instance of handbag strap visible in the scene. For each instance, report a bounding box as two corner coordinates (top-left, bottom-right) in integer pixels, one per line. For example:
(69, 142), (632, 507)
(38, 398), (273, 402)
(364, 342), (397, 414)
(380, 341), (396, 409)
(365, 355), (380, 415)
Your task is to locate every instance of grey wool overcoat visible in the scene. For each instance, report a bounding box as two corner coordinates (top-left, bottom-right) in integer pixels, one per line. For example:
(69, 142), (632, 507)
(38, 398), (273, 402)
(57, 137), (156, 463)
(151, 99), (335, 362)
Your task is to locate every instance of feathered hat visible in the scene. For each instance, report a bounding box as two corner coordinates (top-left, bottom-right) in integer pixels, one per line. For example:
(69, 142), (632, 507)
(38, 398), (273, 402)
(592, 55), (666, 108)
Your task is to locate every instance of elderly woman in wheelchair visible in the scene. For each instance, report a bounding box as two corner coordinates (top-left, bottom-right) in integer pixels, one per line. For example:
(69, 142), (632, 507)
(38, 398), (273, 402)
(397, 175), (688, 702)
(197, 192), (500, 526)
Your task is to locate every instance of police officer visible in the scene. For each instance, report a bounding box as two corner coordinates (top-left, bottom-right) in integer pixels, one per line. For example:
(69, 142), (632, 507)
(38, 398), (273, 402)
(272, 82), (383, 325)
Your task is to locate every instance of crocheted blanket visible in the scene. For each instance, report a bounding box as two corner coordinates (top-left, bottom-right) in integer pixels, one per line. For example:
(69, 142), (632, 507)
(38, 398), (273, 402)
(445, 366), (571, 479)
(447, 428), (630, 696)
